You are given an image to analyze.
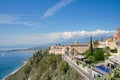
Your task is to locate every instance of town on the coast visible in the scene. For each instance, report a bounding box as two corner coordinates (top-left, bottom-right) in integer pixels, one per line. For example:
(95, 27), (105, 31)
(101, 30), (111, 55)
(49, 28), (120, 80)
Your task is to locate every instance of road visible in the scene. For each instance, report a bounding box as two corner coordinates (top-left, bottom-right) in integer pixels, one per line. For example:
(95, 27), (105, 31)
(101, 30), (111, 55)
(63, 54), (94, 80)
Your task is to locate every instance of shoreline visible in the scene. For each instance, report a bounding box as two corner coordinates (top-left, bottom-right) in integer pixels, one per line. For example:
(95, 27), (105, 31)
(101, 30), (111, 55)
(2, 61), (28, 80)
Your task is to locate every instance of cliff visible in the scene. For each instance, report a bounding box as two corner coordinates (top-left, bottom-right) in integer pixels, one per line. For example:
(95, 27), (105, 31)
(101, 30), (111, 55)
(5, 49), (85, 80)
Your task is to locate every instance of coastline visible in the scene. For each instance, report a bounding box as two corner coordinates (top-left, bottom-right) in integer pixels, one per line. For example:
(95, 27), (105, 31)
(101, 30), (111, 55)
(2, 61), (28, 80)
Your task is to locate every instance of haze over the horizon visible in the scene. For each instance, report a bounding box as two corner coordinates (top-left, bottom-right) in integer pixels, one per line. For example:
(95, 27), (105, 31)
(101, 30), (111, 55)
(0, 0), (120, 46)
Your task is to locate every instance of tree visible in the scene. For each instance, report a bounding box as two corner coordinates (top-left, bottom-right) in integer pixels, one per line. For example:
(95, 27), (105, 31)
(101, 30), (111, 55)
(85, 50), (91, 57)
(89, 36), (94, 56)
(87, 56), (94, 63)
(59, 60), (69, 74)
(96, 77), (101, 80)
(44, 75), (51, 80)
(58, 43), (61, 46)
(66, 47), (69, 52)
(93, 40), (99, 48)
(104, 46), (110, 52)
(93, 49), (104, 61)
(110, 48), (117, 53)
(23, 64), (31, 74)
(76, 60), (79, 65)
(70, 48), (75, 56)
(106, 64), (120, 79)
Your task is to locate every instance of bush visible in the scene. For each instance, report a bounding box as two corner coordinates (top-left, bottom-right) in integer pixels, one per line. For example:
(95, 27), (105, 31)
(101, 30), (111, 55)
(110, 48), (117, 53)
(76, 60), (79, 65)
(59, 60), (69, 74)
(85, 50), (91, 57)
(23, 64), (31, 74)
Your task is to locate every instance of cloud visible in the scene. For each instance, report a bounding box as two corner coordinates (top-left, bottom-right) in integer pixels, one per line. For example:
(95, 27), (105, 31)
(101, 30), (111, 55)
(0, 13), (41, 26)
(41, 0), (75, 18)
(0, 30), (115, 46)
(0, 13), (18, 24)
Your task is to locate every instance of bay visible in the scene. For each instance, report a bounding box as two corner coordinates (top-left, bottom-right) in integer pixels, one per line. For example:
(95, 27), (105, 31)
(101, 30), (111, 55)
(0, 51), (33, 80)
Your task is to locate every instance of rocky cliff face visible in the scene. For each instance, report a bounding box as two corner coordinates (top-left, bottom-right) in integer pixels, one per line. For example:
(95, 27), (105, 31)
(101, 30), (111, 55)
(114, 28), (120, 41)
(114, 28), (120, 46)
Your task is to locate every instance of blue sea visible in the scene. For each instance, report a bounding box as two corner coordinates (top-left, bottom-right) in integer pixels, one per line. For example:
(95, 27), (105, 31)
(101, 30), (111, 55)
(0, 51), (33, 80)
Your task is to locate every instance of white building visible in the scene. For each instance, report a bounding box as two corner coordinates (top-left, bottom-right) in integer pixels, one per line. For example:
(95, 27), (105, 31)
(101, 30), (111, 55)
(98, 38), (117, 49)
(91, 68), (106, 80)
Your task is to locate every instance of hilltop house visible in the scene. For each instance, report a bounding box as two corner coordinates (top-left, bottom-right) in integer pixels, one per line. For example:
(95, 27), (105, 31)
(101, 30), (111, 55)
(49, 41), (89, 55)
(67, 41), (89, 55)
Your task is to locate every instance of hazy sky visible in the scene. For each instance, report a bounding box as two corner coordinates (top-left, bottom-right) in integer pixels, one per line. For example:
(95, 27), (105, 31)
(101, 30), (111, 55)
(0, 0), (119, 46)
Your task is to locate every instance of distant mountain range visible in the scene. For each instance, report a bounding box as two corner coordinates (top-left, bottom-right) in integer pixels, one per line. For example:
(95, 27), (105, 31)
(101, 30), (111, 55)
(0, 35), (112, 52)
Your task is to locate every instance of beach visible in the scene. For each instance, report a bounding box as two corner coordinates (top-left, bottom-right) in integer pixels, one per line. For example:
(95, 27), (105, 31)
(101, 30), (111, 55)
(2, 61), (28, 80)
(0, 51), (33, 80)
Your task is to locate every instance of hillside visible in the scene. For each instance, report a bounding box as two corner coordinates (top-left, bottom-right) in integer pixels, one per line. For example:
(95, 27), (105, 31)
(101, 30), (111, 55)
(5, 49), (85, 80)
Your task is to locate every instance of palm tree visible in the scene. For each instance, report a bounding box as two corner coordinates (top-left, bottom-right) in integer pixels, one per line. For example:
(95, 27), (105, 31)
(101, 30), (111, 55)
(93, 40), (99, 48)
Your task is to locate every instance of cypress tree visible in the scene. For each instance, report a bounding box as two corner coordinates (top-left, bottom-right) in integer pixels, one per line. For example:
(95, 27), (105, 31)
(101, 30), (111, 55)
(89, 36), (93, 56)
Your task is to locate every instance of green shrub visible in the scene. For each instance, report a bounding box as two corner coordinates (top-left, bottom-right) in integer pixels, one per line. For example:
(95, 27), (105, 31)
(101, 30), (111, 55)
(23, 64), (31, 74)
(59, 60), (69, 74)
(76, 60), (79, 65)
(110, 48), (117, 53)
(93, 49), (104, 61)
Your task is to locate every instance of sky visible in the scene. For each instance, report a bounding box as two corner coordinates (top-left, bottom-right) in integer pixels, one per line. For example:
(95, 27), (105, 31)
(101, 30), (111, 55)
(0, 0), (120, 47)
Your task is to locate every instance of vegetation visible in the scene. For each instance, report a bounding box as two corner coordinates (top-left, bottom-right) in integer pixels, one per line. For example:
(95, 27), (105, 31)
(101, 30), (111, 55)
(93, 49), (104, 61)
(23, 63), (32, 74)
(85, 37), (104, 64)
(76, 60), (79, 65)
(110, 48), (117, 53)
(6, 49), (84, 80)
(104, 46), (110, 52)
(70, 48), (75, 56)
(89, 36), (94, 56)
(85, 48), (105, 64)
(93, 40), (99, 48)
(85, 37), (117, 64)
(106, 64), (120, 80)
(59, 60), (69, 74)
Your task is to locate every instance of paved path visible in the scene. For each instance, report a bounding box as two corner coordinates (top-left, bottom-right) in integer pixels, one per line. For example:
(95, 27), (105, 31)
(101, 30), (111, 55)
(63, 54), (94, 80)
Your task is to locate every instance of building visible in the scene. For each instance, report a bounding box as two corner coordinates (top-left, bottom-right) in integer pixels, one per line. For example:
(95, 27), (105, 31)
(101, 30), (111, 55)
(105, 53), (119, 69)
(49, 45), (66, 54)
(98, 38), (117, 49)
(49, 41), (89, 55)
(91, 67), (106, 80)
(67, 41), (89, 55)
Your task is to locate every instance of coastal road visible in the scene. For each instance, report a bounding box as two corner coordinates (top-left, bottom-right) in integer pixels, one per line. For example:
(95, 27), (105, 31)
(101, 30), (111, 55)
(63, 54), (94, 80)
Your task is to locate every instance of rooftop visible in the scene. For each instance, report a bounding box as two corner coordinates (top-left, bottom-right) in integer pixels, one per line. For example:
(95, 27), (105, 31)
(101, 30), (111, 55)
(75, 55), (86, 59)
(68, 41), (89, 47)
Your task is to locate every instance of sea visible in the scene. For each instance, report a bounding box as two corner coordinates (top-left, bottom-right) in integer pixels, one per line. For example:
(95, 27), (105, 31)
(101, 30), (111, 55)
(0, 51), (33, 80)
